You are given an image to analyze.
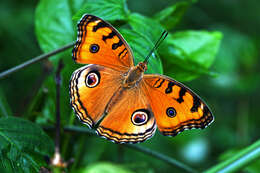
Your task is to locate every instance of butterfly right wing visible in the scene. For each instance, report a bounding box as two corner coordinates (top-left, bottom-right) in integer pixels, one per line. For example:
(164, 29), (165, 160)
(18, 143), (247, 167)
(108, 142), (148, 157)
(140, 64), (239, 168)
(69, 64), (122, 128)
(143, 74), (214, 136)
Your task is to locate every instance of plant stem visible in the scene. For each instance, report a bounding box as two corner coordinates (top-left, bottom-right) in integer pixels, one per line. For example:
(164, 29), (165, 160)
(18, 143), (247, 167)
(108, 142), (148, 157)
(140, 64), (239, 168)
(55, 60), (64, 154)
(61, 112), (76, 157)
(205, 139), (260, 173)
(45, 125), (198, 173)
(0, 42), (74, 80)
(63, 125), (96, 135)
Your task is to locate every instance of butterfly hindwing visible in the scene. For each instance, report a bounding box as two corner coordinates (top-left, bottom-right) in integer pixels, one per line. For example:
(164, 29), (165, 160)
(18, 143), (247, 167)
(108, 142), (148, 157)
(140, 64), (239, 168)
(73, 14), (134, 71)
(96, 82), (156, 144)
(69, 64), (122, 128)
(143, 74), (214, 136)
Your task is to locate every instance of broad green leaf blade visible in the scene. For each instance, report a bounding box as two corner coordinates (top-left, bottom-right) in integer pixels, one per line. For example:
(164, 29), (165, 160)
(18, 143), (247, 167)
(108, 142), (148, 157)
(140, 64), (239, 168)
(35, 0), (75, 62)
(128, 13), (165, 43)
(160, 30), (222, 81)
(35, 0), (86, 60)
(72, 0), (129, 21)
(154, 1), (191, 30)
(0, 117), (54, 173)
(119, 29), (163, 74)
(168, 30), (222, 68)
(163, 62), (216, 82)
(77, 162), (134, 173)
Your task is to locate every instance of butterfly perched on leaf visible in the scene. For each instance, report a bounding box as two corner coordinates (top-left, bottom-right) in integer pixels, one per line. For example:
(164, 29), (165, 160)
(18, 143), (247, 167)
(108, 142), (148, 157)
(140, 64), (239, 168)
(69, 14), (214, 144)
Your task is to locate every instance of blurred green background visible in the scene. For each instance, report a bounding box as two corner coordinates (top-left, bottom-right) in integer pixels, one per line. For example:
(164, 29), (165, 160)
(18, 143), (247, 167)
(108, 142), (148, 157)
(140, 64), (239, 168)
(0, 0), (259, 172)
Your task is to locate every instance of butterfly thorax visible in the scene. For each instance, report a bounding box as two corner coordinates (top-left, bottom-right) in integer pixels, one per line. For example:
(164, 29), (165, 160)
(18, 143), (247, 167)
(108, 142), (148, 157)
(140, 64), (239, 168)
(122, 62), (147, 88)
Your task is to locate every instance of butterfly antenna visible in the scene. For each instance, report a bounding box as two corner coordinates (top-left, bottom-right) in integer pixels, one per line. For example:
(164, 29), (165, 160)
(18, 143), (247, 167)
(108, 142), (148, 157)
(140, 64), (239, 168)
(143, 30), (168, 64)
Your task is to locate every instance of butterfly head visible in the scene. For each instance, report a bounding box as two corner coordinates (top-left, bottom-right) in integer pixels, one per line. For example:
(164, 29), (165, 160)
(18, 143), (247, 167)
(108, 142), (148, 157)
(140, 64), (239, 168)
(137, 62), (148, 72)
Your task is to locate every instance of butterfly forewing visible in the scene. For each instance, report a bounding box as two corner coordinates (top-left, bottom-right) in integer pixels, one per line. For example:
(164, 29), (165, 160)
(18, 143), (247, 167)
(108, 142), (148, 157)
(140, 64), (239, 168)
(73, 14), (134, 71)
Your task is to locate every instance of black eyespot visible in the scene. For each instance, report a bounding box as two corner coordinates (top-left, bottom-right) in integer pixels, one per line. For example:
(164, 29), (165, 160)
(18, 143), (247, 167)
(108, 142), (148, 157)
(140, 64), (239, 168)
(131, 109), (150, 126)
(85, 71), (100, 88)
(166, 107), (176, 118)
(89, 44), (99, 53)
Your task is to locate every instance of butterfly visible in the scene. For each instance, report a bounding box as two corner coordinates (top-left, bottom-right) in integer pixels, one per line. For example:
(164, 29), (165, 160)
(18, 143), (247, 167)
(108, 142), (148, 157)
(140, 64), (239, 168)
(69, 14), (214, 144)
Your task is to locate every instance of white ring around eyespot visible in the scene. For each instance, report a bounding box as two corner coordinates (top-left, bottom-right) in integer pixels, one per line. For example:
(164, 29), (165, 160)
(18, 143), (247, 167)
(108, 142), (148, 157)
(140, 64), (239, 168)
(131, 111), (148, 126)
(85, 72), (99, 88)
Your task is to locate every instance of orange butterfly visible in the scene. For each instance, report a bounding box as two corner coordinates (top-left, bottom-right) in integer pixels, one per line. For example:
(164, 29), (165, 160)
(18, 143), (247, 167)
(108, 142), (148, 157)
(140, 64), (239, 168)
(69, 14), (214, 144)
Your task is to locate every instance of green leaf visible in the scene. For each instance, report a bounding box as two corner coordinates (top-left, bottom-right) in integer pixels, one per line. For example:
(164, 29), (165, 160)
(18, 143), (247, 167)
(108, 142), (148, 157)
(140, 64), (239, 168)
(0, 88), (12, 117)
(77, 162), (134, 173)
(35, 0), (75, 62)
(0, 117), (54, 173)
(35, 0), (81, 124)
(119, 29), (163, 74)
(128, 13), (165, 43)
(154, 1), (192, 30)
(125, 13), (166, 74)
(160, 30), (222, 81)
(72, 0), (129, 21)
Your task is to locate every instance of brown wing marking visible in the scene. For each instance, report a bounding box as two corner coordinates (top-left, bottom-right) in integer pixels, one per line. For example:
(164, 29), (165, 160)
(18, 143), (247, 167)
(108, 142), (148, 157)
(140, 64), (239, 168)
(143, 74), (214, 136)
(72, 14), (134, 71)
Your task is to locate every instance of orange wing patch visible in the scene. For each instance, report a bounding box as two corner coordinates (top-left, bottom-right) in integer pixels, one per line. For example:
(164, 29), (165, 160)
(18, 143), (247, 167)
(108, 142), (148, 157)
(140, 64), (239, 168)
(69, 64), (122, 128)
(143, 74), (214, 136)
(96, 83), (156, 144)
(73, 14), (134, 71)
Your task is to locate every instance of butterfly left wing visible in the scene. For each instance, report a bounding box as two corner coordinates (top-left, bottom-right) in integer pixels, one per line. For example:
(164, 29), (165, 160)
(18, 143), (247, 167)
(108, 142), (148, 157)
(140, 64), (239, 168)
(73, 14), (134, 71)
(96, 83), (157, 144)
(143, 74), (214, 136)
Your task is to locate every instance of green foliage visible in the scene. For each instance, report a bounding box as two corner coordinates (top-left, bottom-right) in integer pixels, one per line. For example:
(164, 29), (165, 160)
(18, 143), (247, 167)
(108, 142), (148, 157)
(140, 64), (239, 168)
(161, 30), (222, 81)
(154, 0), (192, 30)
(35, 0), (221, 80)
(0, 117), (54, 173)
(210, 26), (259, 93)
(128, 13), (164, 43)
(76, 162), (134, 173)
(35, 0), (75, 62)
(73, 0), (129, 21)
